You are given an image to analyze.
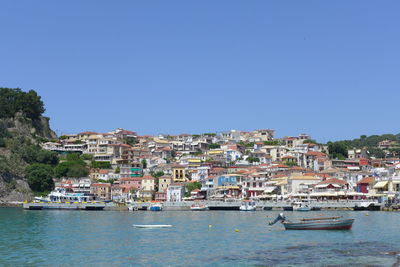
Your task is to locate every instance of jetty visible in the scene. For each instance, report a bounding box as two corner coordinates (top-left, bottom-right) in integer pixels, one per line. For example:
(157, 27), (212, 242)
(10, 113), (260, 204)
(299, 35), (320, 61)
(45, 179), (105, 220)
(128, 200), (383, 211)
(23, 202), (106, 210)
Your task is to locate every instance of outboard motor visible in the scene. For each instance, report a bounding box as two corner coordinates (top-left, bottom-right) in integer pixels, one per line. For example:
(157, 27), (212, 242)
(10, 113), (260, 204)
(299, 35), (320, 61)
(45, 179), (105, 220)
(269, 213), (286, 225)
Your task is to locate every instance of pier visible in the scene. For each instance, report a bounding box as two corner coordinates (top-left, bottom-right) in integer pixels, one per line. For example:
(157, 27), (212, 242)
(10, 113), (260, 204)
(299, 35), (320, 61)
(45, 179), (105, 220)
(23, 202), (106, 210)
(128, 200), (384, 211)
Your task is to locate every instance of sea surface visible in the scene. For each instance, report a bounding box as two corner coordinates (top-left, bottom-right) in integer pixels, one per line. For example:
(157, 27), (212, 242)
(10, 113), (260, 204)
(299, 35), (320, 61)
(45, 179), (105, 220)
(1, 208), (400, 267)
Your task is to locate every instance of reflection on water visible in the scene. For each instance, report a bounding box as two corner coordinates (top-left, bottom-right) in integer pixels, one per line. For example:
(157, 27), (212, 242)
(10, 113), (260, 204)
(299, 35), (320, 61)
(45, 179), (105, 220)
(0, 208), (399, 266)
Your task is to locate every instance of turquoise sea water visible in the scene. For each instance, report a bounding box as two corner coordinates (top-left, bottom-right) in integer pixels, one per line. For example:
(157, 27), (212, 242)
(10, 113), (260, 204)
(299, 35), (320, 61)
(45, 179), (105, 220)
(1, 208), (400, 266)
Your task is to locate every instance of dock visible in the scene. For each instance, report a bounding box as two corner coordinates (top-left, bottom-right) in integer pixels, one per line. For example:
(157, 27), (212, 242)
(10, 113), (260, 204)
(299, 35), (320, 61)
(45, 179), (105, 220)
(23, 202), (106, 210)
(129, 200), (383, 211)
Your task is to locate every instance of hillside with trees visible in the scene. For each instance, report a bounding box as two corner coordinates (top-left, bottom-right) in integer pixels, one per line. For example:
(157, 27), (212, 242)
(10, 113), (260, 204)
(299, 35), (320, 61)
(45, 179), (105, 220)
(327, 133), (400, 159)
(0, 88), (59, 202)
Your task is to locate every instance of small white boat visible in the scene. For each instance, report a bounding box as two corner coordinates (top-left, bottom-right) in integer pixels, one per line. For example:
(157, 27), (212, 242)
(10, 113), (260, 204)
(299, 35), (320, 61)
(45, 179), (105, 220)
(133, 224), (172, 228)
(239, 201), (256, 211)
(292, 201), (311, 211)
(190, 204), (208, 211)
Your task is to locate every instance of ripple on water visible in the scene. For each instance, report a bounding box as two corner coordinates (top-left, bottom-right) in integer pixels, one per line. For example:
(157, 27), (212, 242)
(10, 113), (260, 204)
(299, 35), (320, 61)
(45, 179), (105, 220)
(1, 209), (400, 267)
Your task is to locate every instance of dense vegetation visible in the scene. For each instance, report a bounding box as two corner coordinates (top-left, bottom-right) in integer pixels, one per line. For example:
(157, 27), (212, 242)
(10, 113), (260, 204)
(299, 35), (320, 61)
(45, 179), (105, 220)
(327, 133), (400, 159)
(208, 143), (221, 149)
(0, 88), (45, 119)
(55, 153), (89, 178)
(0, 88), (59, 194)
(91, 161), (111, 169)
(185, 181), (202, 197)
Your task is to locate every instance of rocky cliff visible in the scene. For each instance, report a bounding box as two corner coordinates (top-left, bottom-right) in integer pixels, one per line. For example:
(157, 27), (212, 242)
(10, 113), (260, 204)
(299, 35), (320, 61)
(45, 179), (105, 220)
(0, 114), (57, 203)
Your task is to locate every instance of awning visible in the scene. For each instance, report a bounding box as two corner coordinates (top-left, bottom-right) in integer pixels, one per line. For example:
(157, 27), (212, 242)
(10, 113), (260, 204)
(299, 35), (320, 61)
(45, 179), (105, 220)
(346, 192), (366, 196)
(310, 192), (338, 197)
(264, 186), (277, 193)
(315, 184), (341, 189)
(292, 193), (308, 197)
(259, 194), (278, 199)
(374, 181), (388, 189)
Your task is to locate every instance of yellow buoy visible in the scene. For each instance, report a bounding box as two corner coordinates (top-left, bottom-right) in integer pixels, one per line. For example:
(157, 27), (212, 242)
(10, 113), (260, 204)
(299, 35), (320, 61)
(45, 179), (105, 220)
(208, 225), (212, 228)
(365, 213), (369, 216)
(235, 229), (239, 232)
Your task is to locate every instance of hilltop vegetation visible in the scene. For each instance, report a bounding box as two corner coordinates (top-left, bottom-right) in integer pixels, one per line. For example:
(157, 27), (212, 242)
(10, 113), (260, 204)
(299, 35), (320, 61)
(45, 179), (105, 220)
(328, 133), (400, 159)
(0, 88), (58, 201)
(0, 88), (45, 120)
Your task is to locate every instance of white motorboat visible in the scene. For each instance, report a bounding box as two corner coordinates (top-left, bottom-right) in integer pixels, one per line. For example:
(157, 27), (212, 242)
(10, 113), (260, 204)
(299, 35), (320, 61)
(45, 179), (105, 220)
(35, 187), (95, 203)
(190, 204), (208, 211)
(292, 201), (311, 211)
(133, 224), (172, 228)
(239, 201), (256, 211)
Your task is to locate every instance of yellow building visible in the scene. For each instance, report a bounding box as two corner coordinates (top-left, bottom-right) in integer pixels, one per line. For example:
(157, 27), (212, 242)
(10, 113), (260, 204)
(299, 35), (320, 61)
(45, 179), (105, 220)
(188, 158), (202, 168)
(172, 165), (186, 182)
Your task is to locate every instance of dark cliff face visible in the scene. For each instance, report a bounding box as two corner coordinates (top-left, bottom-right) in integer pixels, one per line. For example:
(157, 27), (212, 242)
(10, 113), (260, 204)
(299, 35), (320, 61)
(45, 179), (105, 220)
(1, 113), (57, 142)
(0, 114), (57, 202)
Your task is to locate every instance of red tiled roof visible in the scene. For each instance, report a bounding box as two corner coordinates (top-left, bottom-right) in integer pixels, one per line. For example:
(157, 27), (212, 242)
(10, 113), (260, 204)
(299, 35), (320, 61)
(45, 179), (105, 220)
(78, 131), (98, 135)
(317, 178), (348, 185)
(282, 155), (295, 159)
(357, 176), (375, 184)
(305, 151), (326, 157)
(91, 183), (111, 187)
(120, 177), (143, 181)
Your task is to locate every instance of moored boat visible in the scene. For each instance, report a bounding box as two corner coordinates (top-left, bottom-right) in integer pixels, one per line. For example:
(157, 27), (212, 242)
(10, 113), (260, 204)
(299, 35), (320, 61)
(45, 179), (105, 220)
(149, 203), (162, 211)
(239, 200), (256, 211)
(133, 224), (172, 228)
(292, 201), (311, 212)
(269, 213), (355, 230)
(190, 203), (208, 211)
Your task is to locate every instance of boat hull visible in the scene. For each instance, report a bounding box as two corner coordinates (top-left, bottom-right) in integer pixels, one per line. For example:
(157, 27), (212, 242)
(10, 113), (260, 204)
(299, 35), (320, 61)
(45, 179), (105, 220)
(190, 207), (208, 211)
(283, 219), (354, 230)
(293, 207), (311, 212)
(133, 224), (172, 228)
(149, 206), (162, 211)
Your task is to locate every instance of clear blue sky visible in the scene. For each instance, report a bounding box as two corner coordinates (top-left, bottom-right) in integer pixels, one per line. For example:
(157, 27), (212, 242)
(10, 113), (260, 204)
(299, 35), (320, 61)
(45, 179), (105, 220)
(1, 1), (399, 142)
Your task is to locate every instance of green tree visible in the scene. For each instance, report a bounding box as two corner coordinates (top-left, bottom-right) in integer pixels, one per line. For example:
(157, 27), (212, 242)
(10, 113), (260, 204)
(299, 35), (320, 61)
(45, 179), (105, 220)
(208, 143), (221, 149)
(26, 163), (54, 192)
(80, 153), (93, 161)
(284, 161), (298, 167)
(327, 142), (348, 159)
(141, 159), (147, 169)
(66, 164), (89, 178)
(124, 136), (137, 146)
(0, 88), (45, 119)
(247, 157), (260, 163)
(185, 181), (202, 197)
(152, 171), (164, 178)
(54, 153), (89, 178)
(303, 139), (317, 144)
(0, 138), (5, 147)
(91, 161), (111, 169)
(263, 140), (279, 145)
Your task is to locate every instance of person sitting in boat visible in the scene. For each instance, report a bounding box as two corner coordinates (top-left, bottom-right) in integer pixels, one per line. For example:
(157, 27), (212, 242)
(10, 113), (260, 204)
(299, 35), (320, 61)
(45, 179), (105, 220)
(269, 213), (286, 225)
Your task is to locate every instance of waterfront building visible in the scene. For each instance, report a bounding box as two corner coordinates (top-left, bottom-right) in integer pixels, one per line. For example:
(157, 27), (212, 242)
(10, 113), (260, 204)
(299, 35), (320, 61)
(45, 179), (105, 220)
(167, 183), (186, 202)
(356, 176), (375, 193)
(141, 176), (156, 201)
(90, 183), (112, 200)
(288, 175), (321, 194)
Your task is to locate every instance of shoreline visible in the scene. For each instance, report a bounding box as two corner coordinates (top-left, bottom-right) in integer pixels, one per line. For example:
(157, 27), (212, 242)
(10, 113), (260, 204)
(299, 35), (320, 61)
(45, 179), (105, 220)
(2, 201), (400, 211)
